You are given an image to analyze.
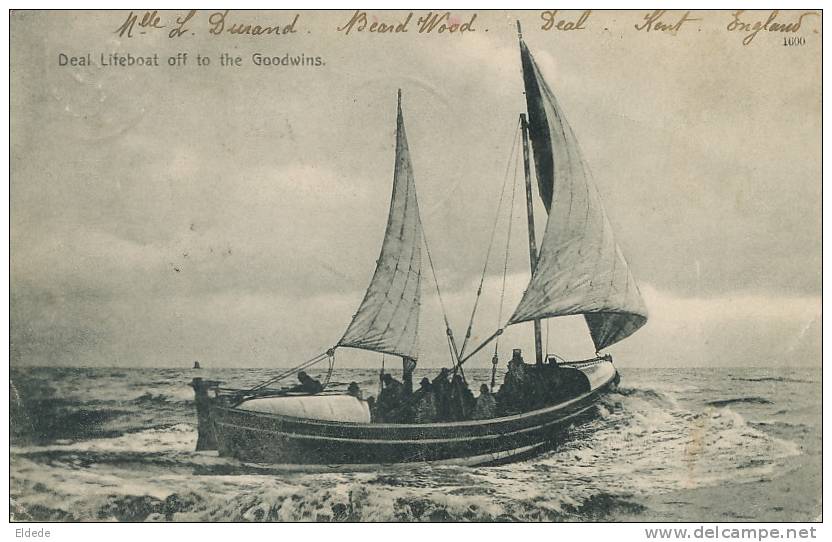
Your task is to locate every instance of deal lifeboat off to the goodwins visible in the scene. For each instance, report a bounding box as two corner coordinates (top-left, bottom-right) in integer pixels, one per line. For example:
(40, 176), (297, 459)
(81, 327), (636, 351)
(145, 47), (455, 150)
(191, 22), (646, 467)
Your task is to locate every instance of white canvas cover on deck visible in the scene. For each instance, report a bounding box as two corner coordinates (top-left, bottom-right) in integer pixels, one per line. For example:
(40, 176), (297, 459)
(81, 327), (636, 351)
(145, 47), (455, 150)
(239, 395), (372, 423)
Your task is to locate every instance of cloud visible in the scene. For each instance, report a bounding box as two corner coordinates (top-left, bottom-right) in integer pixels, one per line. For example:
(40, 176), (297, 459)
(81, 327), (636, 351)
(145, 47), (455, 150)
(611, 285), (821, 368)
(10, 261), (820, 368)
(10, 11), (820, 368)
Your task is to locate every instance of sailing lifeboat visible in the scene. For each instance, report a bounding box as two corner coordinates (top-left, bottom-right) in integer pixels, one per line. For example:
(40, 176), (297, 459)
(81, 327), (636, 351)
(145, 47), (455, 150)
(191, 24), (647, 467)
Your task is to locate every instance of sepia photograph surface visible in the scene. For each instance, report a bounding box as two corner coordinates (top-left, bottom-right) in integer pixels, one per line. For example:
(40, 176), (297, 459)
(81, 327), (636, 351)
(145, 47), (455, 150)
(9, 8), (822, 523)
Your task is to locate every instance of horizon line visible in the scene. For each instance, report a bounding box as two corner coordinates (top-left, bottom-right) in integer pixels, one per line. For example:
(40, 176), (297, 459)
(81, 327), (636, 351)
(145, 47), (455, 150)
(10, 363), (821, 370)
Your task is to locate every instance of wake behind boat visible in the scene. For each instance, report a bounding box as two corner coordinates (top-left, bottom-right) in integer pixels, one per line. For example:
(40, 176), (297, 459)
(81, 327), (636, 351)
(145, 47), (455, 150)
(191, 23), (647, 466)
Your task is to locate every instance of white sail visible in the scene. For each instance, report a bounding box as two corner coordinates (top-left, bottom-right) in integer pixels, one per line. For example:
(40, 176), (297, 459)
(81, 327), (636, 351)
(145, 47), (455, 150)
(508, 42), (647, 351)
(338, 91), (422, 360)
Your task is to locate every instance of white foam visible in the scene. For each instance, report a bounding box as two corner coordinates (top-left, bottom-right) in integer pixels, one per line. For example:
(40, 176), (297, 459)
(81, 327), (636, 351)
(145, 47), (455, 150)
(10, 380), (808, 521)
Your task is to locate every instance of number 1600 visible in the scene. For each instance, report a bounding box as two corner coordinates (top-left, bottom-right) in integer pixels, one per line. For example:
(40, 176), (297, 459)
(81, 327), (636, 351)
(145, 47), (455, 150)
(783, 36), (806, 46)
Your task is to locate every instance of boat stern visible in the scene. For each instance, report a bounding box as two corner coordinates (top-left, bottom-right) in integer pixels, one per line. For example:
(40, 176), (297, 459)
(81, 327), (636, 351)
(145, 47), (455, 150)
(190, 377), (222, 451)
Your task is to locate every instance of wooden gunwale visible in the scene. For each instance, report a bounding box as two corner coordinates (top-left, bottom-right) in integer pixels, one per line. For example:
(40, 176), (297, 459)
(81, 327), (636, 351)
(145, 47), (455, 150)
(211, 364), (615, 438)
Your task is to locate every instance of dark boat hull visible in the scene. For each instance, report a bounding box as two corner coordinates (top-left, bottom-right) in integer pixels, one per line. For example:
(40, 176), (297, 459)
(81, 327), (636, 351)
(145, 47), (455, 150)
(206, 360), (618, 466)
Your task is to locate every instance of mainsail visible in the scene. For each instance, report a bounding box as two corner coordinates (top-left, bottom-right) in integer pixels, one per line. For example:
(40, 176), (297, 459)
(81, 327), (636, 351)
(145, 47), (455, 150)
(508, 40), (648, 351)
(338, 91), (422, 360)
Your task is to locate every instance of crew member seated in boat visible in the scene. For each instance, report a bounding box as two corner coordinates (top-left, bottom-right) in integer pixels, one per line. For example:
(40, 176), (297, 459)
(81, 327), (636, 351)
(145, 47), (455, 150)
(538, 356), (562, 399)
(402, 356), (416, 395)
(376, 373), (405, 422)
(496, 349), (531, 414)
(288, 370), (324, 394)
(431, 368), (453, 421)
(548, 362), (591, 404)
(471, 383), (497, 420)
(448, 373), (475, 421)
(527, 356), (562, 407)
(347, 381), (363, 400)
(526, 355), (593, 405)
(526, 360), (555, 409)
(412, 377), (438, 423)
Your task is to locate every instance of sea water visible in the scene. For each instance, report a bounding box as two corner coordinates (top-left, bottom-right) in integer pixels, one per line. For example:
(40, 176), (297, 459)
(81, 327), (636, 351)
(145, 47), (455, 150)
(9, 366), (821, 522)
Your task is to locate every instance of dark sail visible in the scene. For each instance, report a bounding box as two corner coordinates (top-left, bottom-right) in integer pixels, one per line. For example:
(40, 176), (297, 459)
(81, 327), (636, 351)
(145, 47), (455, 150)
(509, 42), (648, 351)
(520, 42), (555, 212)
(338, 91), (422, 360)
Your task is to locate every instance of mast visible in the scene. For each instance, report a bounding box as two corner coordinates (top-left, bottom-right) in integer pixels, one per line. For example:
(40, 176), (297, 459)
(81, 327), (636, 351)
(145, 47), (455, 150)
(517, 21), (544, 365)
(520, 113), (544, 365)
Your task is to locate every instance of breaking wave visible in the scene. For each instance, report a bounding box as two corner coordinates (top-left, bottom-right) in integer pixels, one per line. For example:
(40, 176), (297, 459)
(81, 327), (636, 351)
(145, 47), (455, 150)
(130, 392), (192, 407)
(705, 397), (774, 407)
(11, 379), (802, 522)
(729, 376), (816, 384)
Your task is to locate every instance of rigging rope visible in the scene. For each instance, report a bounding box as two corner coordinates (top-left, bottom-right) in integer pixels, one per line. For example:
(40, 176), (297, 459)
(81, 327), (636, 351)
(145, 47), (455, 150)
(451, 125), (522, 373)
(378, 353), (385, 395)
(459, 119), (522, 358)
(420, 218), (459, 366)
(494, 130), (522, 356)
(247, 349), (331, 393)
(450, 121), (523, 373)
(321, 350), (336, 390)
(445, 334), (457, 366)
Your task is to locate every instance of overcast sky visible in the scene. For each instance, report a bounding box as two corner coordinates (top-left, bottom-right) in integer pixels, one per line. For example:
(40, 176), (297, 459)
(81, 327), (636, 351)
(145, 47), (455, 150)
(11, 10), (820, 368)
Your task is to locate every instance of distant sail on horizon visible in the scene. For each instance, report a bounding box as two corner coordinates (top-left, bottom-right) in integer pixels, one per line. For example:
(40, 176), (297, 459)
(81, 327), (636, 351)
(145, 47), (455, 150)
(338, 90), (423, 360)
(508, 41), (648, 351)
